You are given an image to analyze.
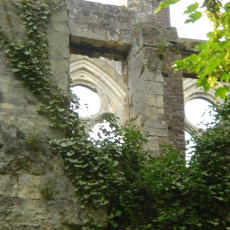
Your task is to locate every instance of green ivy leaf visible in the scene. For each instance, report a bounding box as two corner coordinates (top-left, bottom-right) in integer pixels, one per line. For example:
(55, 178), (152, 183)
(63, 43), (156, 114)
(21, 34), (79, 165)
(57, 108), (65, 112)
(220, 72), (230, 82)
(66, 151), (74, 156)
(12, 68), (20, 72)
(185, 11), (202, 23)
(205, 59), (220, 75)
(184, 2), (199, 14)
(48, 114), (57, 120)
(154, 0), (180, 14)
(215, 86), (229, 99)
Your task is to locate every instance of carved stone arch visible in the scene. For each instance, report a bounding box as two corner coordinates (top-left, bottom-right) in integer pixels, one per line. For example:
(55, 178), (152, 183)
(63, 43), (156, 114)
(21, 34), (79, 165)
(183, 78), (223, 104)
(70, 57), (127, 125)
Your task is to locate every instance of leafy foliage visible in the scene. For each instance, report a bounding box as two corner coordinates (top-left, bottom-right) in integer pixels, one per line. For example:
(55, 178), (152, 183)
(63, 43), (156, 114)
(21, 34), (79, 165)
(0, 0), (230, 229)
(156, 0), (230, 99)
(154, 0), (180, 14)
(0, 0), (81, 131)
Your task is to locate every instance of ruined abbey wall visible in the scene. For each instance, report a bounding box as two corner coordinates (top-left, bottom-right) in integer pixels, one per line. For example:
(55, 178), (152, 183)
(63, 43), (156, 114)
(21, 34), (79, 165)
(0, 1), (92, 229)
(68, 0), (184, 154)
(0, 0), (185, 228)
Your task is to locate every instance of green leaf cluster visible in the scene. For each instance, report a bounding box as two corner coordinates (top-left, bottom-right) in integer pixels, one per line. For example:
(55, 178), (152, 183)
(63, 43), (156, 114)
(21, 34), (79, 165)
(154, 0), (180, 14)
(184, 2), (202, 24)
(0, 0), (83, 133)
(156, 0), (230, 99)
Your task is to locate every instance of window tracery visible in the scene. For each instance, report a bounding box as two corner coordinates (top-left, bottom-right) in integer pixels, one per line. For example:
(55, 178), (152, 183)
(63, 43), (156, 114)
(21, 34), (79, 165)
(70, 54), (128, 127)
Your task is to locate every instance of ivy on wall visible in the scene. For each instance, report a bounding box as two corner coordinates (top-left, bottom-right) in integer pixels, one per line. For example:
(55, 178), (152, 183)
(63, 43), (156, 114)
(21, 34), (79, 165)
(0, 0), (81, 131)
(0, 0), (229, 229)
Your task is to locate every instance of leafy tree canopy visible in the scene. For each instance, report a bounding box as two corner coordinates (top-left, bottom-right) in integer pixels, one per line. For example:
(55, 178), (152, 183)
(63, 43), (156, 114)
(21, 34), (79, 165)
(156, 0), (230, 99)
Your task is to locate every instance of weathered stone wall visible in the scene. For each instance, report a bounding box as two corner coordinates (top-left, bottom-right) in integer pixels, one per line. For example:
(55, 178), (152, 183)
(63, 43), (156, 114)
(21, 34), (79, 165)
(70, 54), (129, 125)
(68, 0), (184, 154)
(68, 0), (171, 58)
(127, 0), (171, 27)
(0, 0), (187, 228)
(0, 1), (105, 229)
(127, 21), (183, 155)
(163, 49), (185, 151)
(68, 0), (132, 57)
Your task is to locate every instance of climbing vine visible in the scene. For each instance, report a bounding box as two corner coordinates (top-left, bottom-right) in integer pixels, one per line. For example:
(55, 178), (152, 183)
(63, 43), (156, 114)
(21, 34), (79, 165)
(0, 0), (81, 132)
(0, 0), (229, 229)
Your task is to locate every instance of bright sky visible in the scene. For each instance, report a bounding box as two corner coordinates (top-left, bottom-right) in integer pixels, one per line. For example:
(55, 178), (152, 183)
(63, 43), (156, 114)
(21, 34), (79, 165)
(185, 99), (216, 164)
(185, 99), (216, 129)
(170, 0), (229, 40)
(71, 85), (100, 118)
(185, 131), (195, 163)
(170, 0), (213, 40)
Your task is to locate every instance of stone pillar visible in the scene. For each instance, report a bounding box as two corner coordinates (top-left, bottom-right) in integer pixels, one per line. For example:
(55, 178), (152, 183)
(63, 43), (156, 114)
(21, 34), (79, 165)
(163, 49), (185, 152)
(128, 21), (184, 155)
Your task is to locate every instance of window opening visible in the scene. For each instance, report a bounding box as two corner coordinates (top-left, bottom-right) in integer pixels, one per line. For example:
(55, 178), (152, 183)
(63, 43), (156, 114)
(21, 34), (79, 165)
(89, 121), (115, 141)
(185, 131), (196, 166)
(71, 85), (100, 118)
(89, 120), (123, 145)
(70, 54), (127, 123)
(185, 98), (216, 129)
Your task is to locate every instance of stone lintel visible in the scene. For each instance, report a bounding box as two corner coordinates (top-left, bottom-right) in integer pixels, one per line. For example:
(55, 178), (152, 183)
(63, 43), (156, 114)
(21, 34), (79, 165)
(68, 0), (132, 54)
(70, 41), (129, 61)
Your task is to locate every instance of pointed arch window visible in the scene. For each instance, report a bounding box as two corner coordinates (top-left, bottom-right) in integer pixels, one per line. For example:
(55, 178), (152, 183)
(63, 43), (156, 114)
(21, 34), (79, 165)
(71, 85), (100, 118)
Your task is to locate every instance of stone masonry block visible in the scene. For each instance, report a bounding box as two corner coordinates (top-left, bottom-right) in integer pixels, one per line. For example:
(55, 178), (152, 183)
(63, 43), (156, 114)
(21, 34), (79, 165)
(40, 175), (76, 200)
(143, 119), (167, 130)
(0, 103), (15, 110)
(144, 107), (160, 120)
(0, 223), (41, 230)
(18, 175), (40, 199)
(1, 123), (17, 140)
(0, 198), (84, 227)
(144, 70), (164, 83)
(144, 137), (160, 153)
(146, 127), (168, 137)
(50, 60), (69, 75)
(48, 33), (69, 57)
(0, 175), (17, 197)
(50, 8), (68, 23)
(145, 94), (164, 107)
(51, 22), (69, 34)
(146, 82), (164, 95)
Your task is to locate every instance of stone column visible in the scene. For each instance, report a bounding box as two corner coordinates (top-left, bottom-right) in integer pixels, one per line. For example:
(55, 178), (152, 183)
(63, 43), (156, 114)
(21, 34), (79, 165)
(128, 21), (184, 155)
(163, 49), (185, 152)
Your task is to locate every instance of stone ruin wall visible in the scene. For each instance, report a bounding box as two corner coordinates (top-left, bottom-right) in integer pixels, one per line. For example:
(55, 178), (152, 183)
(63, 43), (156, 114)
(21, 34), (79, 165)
(0, 1), (92, 229)
(0, 0), (185, 228)
(68, 0), (185, 154)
